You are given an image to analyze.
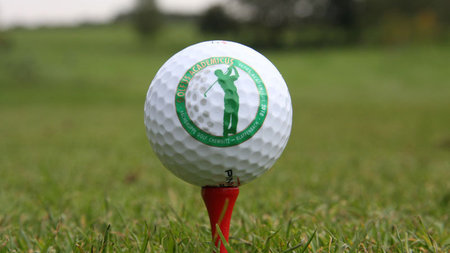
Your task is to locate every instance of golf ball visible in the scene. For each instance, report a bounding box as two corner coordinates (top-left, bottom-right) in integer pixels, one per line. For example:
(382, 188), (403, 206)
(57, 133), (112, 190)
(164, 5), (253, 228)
(144, 41), (292, 187)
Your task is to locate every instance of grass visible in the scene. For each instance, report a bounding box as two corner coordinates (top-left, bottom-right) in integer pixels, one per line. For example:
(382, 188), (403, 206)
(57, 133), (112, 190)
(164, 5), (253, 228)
(0, 24), (449, 252)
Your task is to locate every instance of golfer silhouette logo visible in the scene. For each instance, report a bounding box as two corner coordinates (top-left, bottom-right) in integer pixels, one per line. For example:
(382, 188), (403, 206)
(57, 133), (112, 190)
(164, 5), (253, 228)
(175, 57), (268, 147)
(204, 65), (240, 137)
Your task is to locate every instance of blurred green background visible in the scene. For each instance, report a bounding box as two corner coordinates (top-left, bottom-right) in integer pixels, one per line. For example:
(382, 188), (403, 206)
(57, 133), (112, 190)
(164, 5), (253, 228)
(0, 0), (449, 252)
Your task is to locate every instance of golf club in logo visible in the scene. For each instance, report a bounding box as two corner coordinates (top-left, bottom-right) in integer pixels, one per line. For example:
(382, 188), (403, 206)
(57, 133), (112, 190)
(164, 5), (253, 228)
(175, 57), (268, 147)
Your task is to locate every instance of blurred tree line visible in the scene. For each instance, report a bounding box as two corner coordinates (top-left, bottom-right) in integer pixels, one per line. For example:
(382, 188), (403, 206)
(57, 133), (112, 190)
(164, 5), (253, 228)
(0, 6), (11, 50)
(122, 0), (449, 48)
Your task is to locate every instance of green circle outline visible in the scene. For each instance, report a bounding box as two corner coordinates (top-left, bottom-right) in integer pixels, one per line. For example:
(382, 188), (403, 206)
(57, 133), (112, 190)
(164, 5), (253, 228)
(175, 57), (267, 147)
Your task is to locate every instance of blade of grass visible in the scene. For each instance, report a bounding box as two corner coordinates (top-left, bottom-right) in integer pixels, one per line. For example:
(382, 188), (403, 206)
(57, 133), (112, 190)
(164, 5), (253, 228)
(263, 228), (281, 253)
(283, 230), (316, 253)
(139, 222), (151, 253)
(99, 224), (111, 253)
(215, 224), (237, 253)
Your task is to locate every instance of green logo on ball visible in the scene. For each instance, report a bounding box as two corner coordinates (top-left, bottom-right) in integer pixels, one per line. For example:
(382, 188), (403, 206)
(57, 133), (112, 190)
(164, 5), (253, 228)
(175, 57), (267, 147)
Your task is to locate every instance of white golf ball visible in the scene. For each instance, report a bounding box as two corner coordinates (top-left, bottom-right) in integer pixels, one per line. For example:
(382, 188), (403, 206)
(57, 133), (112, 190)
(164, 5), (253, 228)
(144, 41), (292, 187)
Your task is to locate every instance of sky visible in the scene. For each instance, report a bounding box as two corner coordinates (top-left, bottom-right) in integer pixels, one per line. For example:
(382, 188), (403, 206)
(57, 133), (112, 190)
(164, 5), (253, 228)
(0, 0), (224, 28)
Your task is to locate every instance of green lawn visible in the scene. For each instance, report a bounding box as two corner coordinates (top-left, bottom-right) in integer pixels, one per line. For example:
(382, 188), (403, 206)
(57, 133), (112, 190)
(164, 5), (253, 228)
(0, 25), (449, 252)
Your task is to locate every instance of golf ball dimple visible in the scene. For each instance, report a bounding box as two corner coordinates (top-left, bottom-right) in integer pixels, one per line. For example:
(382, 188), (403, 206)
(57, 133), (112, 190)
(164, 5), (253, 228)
(145, 40), (292, 187)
